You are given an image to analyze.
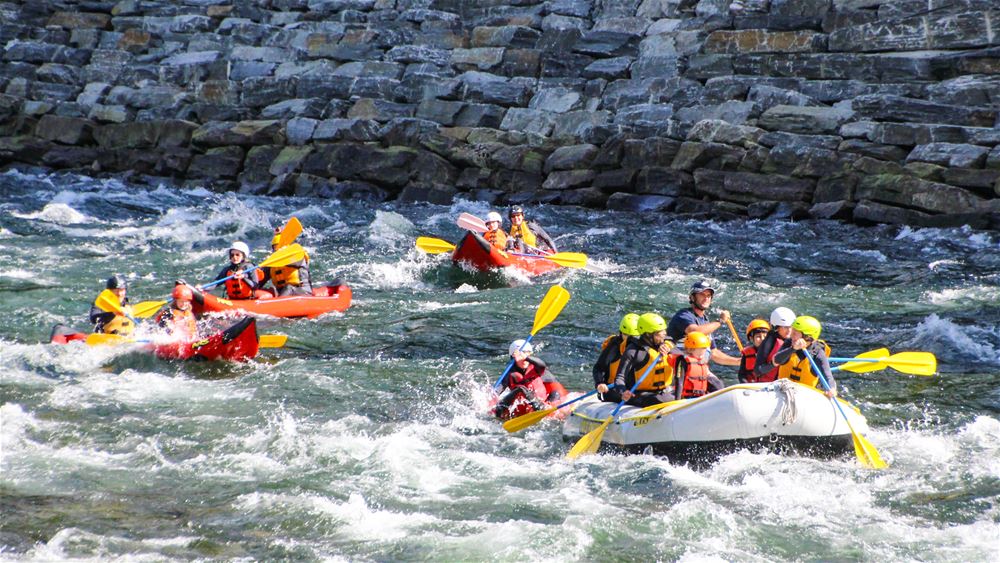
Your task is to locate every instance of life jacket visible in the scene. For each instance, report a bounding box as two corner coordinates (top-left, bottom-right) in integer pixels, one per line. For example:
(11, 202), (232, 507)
(224, 265), (260, 300)
(483, 228), (507, 249)
(740, 345), (758, 383)
(156, 307), (197, 338)
(778, 340), (832, 388)
(674, 352), (711, 398)
(757, 334), (784, 382)
(508, 359), (548, 399)
(268, 252), (309, 289)
(604, 335), (630, 385)
(101, 314), (134, 336)
(633, 347), (672, 392)
(508, 221), (537, 248)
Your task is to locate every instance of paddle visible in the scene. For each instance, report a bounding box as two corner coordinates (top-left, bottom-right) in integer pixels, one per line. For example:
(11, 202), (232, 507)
(566, 351), (662, 460)
(277, 217), (302, 248)
(86, 332), (288, 348)
(491, 285), (571, 391)
(258, 334), (287, 348)
(724, 317), (745, 351)
(415, 236), (456, 254)
(200, 244), (307, 291)
(803, 349), (887, 469)
(131, 300), (168, 319)
(503, 388), (600, 433)
(509, 251), (588, 269)
(830, 351), (937, 376)
(95, 289), (139, 323)
(457, 212), (489, 233)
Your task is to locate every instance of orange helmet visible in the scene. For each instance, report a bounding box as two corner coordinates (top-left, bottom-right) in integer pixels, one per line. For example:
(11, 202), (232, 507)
(746, 319), (770, 338)
(684, 332), (711, 349)
(172, 285), (194, 302)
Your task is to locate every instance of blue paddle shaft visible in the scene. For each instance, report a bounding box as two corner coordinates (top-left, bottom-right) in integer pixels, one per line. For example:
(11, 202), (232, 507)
(610, 350), (661, 419)
(828, 357), (880, 363)
(803, 349), (854, 422)
(492, 334), (534, 390)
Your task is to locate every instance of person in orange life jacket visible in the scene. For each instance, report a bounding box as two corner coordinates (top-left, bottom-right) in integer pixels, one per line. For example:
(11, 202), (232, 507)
(593, 313), (641, 397)
(260, 229), (312, 296)
(89, 274), (135, 335)
(609, 313), (675, 408)
(772, 315), (837, 398)
(154, 284), (198, 339)
(507, 206), (557, 254)
(666, 280), (740, 367)
(738, 319), (771, 383)
(493, 339), (561, 419)
(752, 307), (796, 382)
(670, 331), (725, 399)
(482, 211), (508, 250)
(213, 242), (261, 300)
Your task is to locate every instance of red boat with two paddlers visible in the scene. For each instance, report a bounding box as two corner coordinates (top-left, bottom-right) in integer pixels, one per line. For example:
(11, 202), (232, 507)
(191, 284), (352, 319)
(452, 232), (565, 277)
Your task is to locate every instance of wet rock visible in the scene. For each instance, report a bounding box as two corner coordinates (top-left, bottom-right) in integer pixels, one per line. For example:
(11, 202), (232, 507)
(906, 143), (990, 169)
(188, 146), (245, 179)
(635, 166), (693, 196)
(545, 143), (597, 172)
(191, 120), (285, 147)
(694, 169), (815, 204)
(35, 115), (94, 144)
(829, 10), (1000, 52)
(397, 183), (457, 204)
(671, 141), (746, 172)
(856, 174), (987, 214)
(758, 105), (856, 134)
(851, 95), (996, 128)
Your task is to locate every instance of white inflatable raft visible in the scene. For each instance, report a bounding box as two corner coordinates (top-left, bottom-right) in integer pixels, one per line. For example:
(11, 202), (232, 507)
(562, 380), (871, 463)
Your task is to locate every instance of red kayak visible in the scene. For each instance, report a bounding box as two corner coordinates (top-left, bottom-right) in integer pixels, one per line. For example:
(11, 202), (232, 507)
(49, 317), (259, 362)
(193, 284), (351, 318)
(452, 232), (563, 277)
(490, 379), (581, 421)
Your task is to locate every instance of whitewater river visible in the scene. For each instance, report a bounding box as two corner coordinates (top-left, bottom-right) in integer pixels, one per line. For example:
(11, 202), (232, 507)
(1, 169), (998, 561)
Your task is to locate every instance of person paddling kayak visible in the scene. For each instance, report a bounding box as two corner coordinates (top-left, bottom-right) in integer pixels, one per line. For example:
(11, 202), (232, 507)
(154, 285), (198, 339)
(482, 211), (508, 250)
(507, 205), (557, 254)
(260, 229), (313, 296)
(213, 242), (261, 300)
(493, 339), (563, 420)
(89, 274), (134, 336)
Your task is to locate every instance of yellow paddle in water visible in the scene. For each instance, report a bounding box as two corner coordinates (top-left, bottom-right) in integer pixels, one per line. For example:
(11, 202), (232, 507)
(492, 285), (571, 390)
(831, 351), (937, 376)
(415, 236), (456, 254)
(87, 332), (288, 348)
(455, 212), (589, 270)
(503, 389), (598, 433)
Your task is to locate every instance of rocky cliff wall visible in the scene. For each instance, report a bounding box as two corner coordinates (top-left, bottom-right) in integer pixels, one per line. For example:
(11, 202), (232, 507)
(2, 0), (999, 228)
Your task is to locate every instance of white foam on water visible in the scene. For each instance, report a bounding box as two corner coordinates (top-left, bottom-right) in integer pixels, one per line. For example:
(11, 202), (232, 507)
(348, 255), (433, 290)
(454, 283), (478, 294)
(11, 203), (91, 225)
(841, 248), (888, 262)
(366, 210), (416, 248)
(895, 224), (998, 250)
(48, 369), (252, 410)
(584, 227), (617, 236)
(416, 301), (488, 312)
(912, 313), (1000, 365)
(923, 285), (1000, 307)
(928, 259), (963, 270)
(19, 527), (200, 562)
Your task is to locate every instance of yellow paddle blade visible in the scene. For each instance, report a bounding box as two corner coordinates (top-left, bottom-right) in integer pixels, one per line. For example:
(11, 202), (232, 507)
(836, 348), (892, 373)
(852, 430), (888, 469)
(543, 252), (588, 269)
(531, 285), (570, 335)
(566, 417), (611, 459)
(259, 243), (306, 268)
(886, 352), (937, 376)
(94, 289), (124, 315)
(259, 334), (287, 348)
(131, 300), (167, 319)
(502, 407), (557, 433)
(85, 333), (131, 346)
(415, 236), (457, 254)
(279, 217), (303, 247)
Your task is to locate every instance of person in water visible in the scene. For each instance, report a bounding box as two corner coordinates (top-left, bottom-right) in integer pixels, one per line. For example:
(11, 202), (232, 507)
(752, 307), (796, 382)
(593, 313), (641, 399)
(154, 284), (198, 338)
(666, 280), (740, 367)
(260, 228), (313, 296)
(738, 319), (771, 383)
(607, 312), (675, 407)
(482, 211), (508, 250)
(507, 205), (557, 254)
(493, 339), (562, 419)
(213, 241), (261, 300)
(670, 331), (726, 399)
(773, 315), (837, 398)
(89, 274), (134, 335)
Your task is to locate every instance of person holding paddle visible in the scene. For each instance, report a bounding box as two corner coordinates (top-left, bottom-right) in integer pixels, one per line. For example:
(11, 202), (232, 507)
(592, 313), (640, 398)
(666, 280), (740, 367)
(212, 242), (261, 300)
(482, 211), (508, 250)
(260, 229), (313, 296)
(607, 313), (675, 407)
(493, 339), (562, 420)
(751, 307), (796, 382)
(738, 319), (771, 383)
(773, 315), (838, 398)
(508, 206), (557, 254)
(89, 274), (135, 336)
(153, 285), (198, 338)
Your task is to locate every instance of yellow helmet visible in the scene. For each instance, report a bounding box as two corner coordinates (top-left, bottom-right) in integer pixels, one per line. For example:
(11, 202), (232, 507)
(684, 332), (711, 349)
(637, 313), (666, 335)
(619, 313), (640, 337)
(791, 315), (822, 340)
(746, 319), (771, 337)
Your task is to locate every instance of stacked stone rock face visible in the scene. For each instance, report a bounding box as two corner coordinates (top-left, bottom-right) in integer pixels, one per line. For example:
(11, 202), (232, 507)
(2, 0), (998, 228)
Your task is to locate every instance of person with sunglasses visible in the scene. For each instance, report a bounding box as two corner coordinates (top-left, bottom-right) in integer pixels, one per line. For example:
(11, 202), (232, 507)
(212, 242), (261, 300)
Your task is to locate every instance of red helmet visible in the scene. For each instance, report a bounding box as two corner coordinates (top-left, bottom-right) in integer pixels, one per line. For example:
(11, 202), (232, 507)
(172, 285), (194, 301)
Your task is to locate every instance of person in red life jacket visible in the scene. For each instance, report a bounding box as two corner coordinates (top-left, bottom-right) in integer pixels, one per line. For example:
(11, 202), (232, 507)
(507, 205), (557, 254)
(89, 274), (134, 335)
(482, 211), (508, 250)
(154, 285), (198, 339)
(609, 313), (675, 407)
(738, 319), (771, 383)
(773, 315), (837, 398)
(260, 229), (313, 296)
(493, 339), (563, 419)
(593, 313), (641, 399)
(213, 242), (261, 300)
(752, 307), (796, 382)
(666, 280), (740, 367)
(670, 332), (726, 399)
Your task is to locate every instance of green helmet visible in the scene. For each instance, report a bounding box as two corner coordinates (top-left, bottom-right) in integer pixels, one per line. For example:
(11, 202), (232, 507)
(637, 312), (667, 335)
(619, 313), (640, 337)
(791, 315), (822, 340)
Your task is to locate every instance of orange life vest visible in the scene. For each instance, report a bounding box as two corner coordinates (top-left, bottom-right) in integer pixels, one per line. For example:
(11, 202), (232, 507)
(156, 307), (197, 338)
(483, 228), (507, 249)
(740, 345), (759, 382)
(224, 267), (262, 300)
(674, 353), (711, 398)
(603, 334), (630, 385)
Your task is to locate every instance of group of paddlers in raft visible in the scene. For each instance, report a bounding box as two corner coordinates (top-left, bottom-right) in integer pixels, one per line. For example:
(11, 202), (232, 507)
(493, 279), (837, 420)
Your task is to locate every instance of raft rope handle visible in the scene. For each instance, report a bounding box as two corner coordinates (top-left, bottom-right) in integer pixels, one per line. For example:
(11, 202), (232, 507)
(775, 379), (798, 426)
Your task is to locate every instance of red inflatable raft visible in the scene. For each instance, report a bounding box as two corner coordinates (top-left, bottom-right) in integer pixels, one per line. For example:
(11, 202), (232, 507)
(193, 284), (351, 318)
(49, 317), (259, 362)
(490, 379), (582, 422)
(452, 232), (563, 277)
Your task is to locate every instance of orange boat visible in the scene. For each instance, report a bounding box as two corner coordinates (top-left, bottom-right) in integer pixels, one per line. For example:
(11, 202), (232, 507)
(192, 284), (352, 319)
(452, 232), (563, 277)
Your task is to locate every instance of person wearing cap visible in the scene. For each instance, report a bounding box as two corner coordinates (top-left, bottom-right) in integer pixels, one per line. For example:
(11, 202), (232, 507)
(493, 339), (562, 419)
(507, 206), (557, 254)
(738, 319), (771, 383)
(608, 313), (675, 407)
(669, 332), (726, 399)
(213, 241), (261, 300)
(773, 315), (837, 398)
(154, 284), (198, 338)
(592, 313), (642, 398)
(89, 274), (134, 335)
(260, 228), (313, 296)
(666, 280), (740, 367)
(482, 211), (508, 250)
(752, 307), (796, 382)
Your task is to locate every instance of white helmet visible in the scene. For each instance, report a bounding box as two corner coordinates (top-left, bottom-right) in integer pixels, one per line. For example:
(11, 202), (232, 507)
(229, 241), (250, 257)
(486, 211), (502, 224)
(770, 307), (796, 327)
(508, 339), (533, 356)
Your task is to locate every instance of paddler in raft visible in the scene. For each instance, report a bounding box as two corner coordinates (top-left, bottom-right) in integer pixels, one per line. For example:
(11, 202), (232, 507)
(507, 205), (557, 255)
(213, 241), (263, 300)
(153, 284), (198, 339)
(493, 339), (564, 420)
(748, 307), (796, 383)
(606, 313), (676, 407)
(592, 313), (641, 400)
(738, 319), (771, 383)
(89, 274), (135, 336)
(669, 332), (726, 399)
(772, 315), (838, 398)
(666, 280), (740, 367)
(482, 211), (508, 250)
(260, 228), (313, 297)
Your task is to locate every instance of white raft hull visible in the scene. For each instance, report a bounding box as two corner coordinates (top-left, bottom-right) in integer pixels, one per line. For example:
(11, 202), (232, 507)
(562, 381), (870, 463)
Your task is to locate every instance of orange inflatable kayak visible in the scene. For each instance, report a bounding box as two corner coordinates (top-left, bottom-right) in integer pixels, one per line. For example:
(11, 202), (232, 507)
(193, 284), (352, 318)
(452, 232), (563, 277)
